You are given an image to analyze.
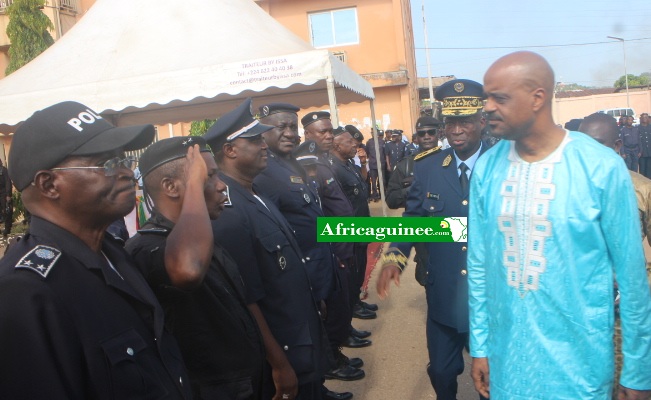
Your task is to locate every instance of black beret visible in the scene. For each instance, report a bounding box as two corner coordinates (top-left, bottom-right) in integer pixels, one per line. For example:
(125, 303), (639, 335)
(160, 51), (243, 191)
(344, 125), (364, 142)
(332, 126), (347, 137)
(9, 101), (154, 191)
(258, 102), (300, 118)
(434, 79), (485, 116)
(293, 140), (319, 165)
(301, 111), (331, 128)
(204, 98), (273, 149)
(416, 116), (442, 129)
(139, 136), (211, 179)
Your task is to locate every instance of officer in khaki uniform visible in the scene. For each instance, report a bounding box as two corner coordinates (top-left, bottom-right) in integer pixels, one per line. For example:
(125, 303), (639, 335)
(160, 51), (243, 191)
(376, 80), (490, 400)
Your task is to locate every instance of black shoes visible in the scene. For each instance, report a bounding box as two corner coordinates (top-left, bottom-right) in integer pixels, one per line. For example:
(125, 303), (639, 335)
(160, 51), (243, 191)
(350, 327), (371, 339)
(337, 349), (363, 369)
(352, 304), (376, 320)
(324, 390), (353, 400)
(342, 335), (372, 348)
(324, 364), (365, 381)
(359, 301), (378, 311)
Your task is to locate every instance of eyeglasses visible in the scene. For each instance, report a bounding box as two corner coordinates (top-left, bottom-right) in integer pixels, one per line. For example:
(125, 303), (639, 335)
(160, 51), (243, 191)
(416, 129), (439, 137)
(50, 157), (137, 176)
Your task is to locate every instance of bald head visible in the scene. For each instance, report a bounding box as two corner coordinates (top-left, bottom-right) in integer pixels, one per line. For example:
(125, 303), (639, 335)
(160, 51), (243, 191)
(485, 51), (555, 102)
(578, 113), (621, 152)
(483, 51), (561, 144)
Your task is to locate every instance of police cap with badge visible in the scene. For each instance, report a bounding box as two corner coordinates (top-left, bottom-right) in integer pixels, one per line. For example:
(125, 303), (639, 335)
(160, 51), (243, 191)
(293, 140), (320, 167)
(204, 98), (274, 150)
(301, 111), (331, 128)
(416, 116), (443, 130)
(9, 101), (155, 278)
(9, 101), (155, 192)
(434, 79), (485, 116)
(258, 103), (300, 118)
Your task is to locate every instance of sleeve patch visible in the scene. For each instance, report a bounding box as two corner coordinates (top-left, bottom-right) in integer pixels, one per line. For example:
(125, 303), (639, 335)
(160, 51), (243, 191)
(15, 245), (62, 278)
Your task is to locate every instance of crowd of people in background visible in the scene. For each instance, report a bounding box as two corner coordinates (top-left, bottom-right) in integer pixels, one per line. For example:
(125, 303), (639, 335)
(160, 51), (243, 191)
(0, 51), (650, 400)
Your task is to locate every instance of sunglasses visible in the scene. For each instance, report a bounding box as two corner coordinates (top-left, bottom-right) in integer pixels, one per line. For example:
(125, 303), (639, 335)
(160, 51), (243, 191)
(50, 156), (137, 176)
(416, 129), (439, 137)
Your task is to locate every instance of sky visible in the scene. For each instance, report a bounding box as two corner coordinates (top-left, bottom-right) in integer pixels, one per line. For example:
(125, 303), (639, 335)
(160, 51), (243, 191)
(412, 0), (651, 88)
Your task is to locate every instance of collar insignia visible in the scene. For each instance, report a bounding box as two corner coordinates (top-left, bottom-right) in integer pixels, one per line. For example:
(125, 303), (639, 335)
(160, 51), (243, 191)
(442, 154), (452, 167)
(15, 245), (61, 278)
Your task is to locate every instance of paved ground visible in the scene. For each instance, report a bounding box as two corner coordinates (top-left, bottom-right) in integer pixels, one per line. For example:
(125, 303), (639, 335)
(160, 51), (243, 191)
(326, 202), (478, 400)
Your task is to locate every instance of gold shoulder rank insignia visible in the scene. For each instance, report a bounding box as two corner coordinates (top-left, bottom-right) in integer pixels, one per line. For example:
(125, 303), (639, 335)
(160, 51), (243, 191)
(414, 146), (441, 161)
(290, 176), (304, 184)
(442, 154), (452, 167)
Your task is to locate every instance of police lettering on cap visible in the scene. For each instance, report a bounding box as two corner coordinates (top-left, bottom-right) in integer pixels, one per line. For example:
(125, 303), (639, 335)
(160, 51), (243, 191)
(301, 111), (331, 128)
(138, 136), (212, 179)
(434, 79), (485, 117)
(8, 101), (155, 191)
(293, 140), (319, 166)
(204, 98), (274, 150)
(258, 103), (300, 118)
(416, 116), (442, 129)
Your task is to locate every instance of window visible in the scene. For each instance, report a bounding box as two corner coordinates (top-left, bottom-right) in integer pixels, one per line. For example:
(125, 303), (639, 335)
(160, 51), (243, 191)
(308, 8), (359, 48)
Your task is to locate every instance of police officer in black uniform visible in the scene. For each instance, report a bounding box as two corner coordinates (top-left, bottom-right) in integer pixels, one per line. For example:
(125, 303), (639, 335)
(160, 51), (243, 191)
(0, 101), (192, 400)
(376, 80), (490, 400)
(365, 128), (386, 201)
(301, 113), (370, 382)
(385, 130), (406, 176)
(254, 103), (336, 303)
(254, 104), (354, 400)
(204, 99), (329, 400)
(330, 127), (374, 327)
(126, 136), (266, 399)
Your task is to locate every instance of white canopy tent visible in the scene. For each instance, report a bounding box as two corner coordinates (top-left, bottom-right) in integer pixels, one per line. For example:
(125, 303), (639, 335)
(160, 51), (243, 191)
(0, 0), (375, 132)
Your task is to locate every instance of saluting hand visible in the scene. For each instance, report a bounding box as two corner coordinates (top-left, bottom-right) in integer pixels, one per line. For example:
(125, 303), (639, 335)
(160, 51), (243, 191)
(184, 144), (208, 185)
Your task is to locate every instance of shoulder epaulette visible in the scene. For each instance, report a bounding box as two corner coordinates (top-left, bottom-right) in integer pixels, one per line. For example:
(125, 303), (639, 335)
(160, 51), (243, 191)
(136, 227), (169, 235)
(414, 146), (441, 161)
(15, 245), (61, 278)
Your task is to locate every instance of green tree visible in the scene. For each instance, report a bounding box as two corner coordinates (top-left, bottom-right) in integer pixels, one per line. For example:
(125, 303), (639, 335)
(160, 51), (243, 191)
(614, 74), (651, 89)
(189, 119), (217, 136)
(5, 0), (54, 75)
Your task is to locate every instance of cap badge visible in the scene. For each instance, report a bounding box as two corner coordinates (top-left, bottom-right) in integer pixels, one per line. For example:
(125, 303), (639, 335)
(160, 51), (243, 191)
(454, 82), (465, 93)
(312, 114), (318, 120)
(262, 106), (270, 117)
(442, 154), (452, 167)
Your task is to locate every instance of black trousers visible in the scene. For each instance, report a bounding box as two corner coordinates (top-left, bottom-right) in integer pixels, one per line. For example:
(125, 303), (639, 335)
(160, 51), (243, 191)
(640, 156), (651, 179)
(347, 244), (367, 312)
(324, 266), (352, 348)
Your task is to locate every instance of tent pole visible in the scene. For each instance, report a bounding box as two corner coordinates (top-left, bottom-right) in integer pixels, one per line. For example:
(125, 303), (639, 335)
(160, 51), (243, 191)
(326, 78), (339, 127)
(369, 98), (387, 217)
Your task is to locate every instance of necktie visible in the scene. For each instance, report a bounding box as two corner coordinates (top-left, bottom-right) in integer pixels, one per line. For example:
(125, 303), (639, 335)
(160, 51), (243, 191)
(459, 162), (469, 197)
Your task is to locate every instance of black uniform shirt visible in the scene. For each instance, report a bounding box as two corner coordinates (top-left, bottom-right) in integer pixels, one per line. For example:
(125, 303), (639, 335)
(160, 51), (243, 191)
(126, 210), (265, 400)
(330, 156), (370, 217)
(254, 152), (336, 301)
(213, 173), (329, 385)
(0, 217), (191, 400)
